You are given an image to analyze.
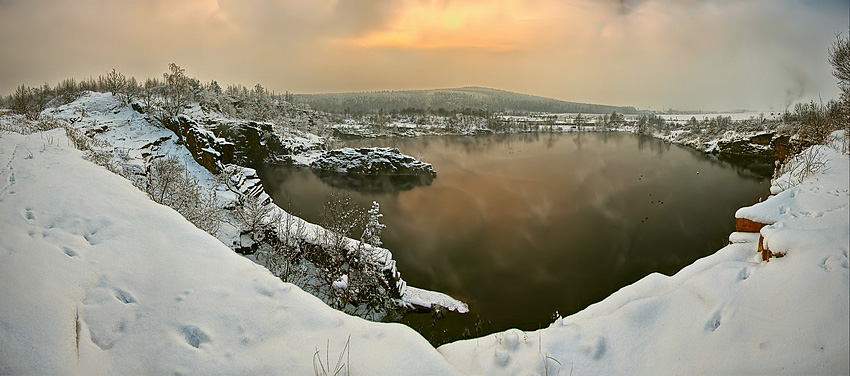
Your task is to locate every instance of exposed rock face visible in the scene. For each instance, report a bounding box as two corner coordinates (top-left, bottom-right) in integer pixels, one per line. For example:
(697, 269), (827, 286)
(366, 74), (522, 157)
(163, 115), (235, 173)
(205, 120), (291, 166)
(163, 115), (299, 171)
(714, 133), (791, 177)
(734, 216), (780, 261)
(310, 147), (437, 193)
(735, 217), (768, 233)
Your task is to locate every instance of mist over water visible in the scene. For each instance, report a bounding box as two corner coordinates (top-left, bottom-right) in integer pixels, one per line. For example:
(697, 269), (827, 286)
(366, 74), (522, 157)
(258, 133), (769, 345)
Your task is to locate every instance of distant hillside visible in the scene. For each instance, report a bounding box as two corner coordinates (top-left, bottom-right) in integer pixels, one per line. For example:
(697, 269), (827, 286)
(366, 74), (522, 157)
(293, 87), (637, 115)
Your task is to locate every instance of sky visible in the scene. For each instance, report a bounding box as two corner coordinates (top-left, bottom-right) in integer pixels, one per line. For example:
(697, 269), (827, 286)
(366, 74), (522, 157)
(0, 0), (848, 111)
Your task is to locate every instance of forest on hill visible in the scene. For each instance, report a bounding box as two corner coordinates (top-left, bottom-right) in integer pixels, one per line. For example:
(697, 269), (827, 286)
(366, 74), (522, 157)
(294, 86), (638, 115)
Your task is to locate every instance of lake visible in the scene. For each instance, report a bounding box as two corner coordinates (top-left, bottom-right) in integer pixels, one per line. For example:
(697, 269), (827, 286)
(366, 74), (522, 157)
(257, 132), (770, 346)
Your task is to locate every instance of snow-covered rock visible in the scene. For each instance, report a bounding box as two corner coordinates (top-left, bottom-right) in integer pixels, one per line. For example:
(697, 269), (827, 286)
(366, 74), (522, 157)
(310, 147), (436, 177)
(308, 147), (437, 193)
(29, 91), (467, 321)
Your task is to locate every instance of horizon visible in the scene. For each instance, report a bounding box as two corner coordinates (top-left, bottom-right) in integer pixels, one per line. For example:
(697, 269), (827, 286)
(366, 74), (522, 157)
(1, 0), (848, 111)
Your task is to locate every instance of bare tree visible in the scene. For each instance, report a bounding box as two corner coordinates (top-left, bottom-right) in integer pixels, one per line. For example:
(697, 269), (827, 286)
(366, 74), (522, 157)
(829, 33), (850, 152)
(830, 33), (850, 103)
(11, 85), (30, 118)
(161, 63), (192, 118)
(105, 69), (127, 100)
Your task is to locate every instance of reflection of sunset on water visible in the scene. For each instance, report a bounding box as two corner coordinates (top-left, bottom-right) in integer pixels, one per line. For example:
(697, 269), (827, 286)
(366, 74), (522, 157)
(257, 133), (770, 344)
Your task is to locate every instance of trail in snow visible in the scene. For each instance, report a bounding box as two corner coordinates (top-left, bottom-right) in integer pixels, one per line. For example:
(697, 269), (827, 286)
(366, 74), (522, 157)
(0, 141), (19, 197)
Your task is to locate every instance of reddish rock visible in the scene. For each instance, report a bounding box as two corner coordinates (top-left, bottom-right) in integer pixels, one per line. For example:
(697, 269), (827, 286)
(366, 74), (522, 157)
(736, 217), (768, 232)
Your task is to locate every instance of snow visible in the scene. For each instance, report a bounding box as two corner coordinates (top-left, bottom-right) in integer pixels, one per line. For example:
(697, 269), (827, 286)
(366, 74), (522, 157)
(35, 92), (466, 314)
(401, 287), (470, 314)
(333, 274), (349, 290)
(438, 133), (849, 375)
(310, 147), (436, 176)
(0, 129), (459, 375)
(2, 91), (847, 374)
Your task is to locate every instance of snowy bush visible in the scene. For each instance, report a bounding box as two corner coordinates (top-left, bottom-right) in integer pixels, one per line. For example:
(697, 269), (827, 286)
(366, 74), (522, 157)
(141, 155), (221, 235)
(360, 201), (385, 247)
(230, 194), (276, 236)
(257, 207), (310, 285)
(772, 146), (828, 189)
(297, 194), (399, 319)
(0, 114), (64, 135)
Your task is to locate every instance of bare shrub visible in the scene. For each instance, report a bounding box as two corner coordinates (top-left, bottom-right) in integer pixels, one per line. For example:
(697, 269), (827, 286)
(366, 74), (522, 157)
(319, 192), (364, 252)
(257, 207), (310, 284)
(773, 146), (828, 189)
(0, 114), (64, 135)
(142, 155), (221, 235)
(792, 101), (835, 147)
(63, 123), (107, 151)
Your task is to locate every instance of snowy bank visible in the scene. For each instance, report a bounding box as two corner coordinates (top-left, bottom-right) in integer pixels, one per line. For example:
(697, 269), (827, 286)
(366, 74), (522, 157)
(438, 133), (849, 375)
(0, 129), (459, 374)
(35, 91), (466, 316)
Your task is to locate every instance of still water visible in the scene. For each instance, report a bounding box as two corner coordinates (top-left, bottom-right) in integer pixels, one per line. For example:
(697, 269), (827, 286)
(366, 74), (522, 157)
(257, 132), (770, 345)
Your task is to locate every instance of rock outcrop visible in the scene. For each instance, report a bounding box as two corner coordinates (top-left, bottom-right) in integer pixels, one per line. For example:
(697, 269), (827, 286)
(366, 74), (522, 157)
(309, 147), (437, 193)
(162, 115), (235, 173)
(205, 119), (292, 166)
(713, 133), (791, 177)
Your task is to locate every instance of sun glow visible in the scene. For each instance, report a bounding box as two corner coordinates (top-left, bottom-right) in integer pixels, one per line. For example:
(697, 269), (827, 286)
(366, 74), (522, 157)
(353, 0), (541, 51)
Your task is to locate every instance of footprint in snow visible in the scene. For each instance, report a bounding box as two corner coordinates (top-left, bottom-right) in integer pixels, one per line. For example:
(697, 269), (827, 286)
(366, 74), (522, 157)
(180, 325), (211, 349)
(62, 246), (79, 258)
(737, 267), (750, 281)
(705, 310), (722, 332)
(113, 288), (137, 304)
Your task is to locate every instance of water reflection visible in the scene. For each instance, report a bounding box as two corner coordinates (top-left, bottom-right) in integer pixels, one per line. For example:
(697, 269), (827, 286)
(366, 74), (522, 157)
(256, 133), (769, 346)
(310, 169), (435, 194)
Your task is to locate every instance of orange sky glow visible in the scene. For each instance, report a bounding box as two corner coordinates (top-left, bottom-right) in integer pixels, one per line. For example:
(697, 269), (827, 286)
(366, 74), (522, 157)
(0, 0), (847, 110)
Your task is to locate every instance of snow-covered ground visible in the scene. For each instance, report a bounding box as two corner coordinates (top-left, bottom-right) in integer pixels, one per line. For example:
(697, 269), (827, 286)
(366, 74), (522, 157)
(437, 131), (849, 375)
(0, 129), (459, 375)
(1, 92), (846, 374)
(32, 92), (468, 315)
(655, 111), (781, 123)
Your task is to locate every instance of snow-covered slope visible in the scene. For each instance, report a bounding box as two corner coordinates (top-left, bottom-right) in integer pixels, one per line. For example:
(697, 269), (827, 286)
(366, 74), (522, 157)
(2, 98), (847, 374)
(0, 129), (459, 375)
(438, 133), (849, 375)
(38, 91), (467, 315)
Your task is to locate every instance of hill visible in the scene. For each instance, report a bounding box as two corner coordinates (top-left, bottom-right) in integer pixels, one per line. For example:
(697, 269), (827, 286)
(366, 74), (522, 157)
(293, 86), (638, 115)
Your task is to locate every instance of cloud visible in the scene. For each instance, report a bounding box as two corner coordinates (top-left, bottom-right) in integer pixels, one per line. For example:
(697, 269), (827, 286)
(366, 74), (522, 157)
(0, 0), (847, 110)
(613, 0), (647, 15)
(348, 0), (544, 51)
